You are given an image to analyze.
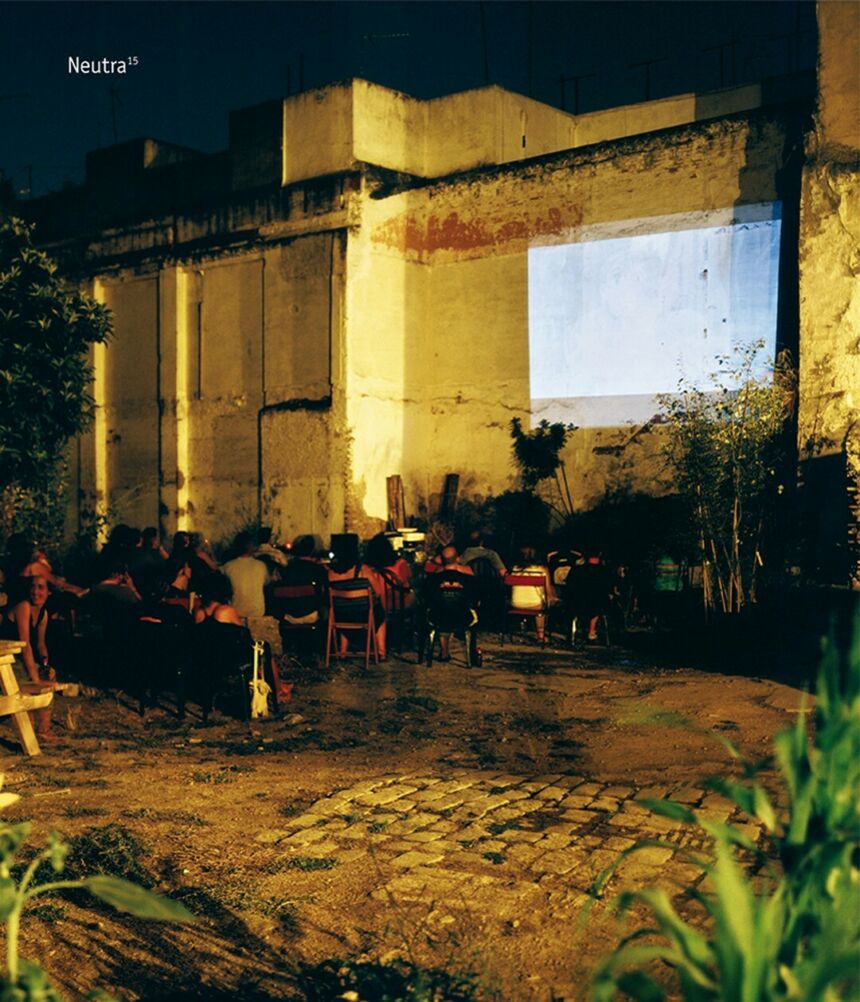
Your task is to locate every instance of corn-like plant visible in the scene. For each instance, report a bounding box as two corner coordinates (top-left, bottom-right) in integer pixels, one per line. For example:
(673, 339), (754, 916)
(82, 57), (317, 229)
(0, 778), (195, 1000)
(590, 618), (860, 1000)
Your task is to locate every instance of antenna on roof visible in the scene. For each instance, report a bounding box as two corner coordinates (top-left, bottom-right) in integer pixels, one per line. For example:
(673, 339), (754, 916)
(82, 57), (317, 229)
(628, 56), (667, 101)
(559, 72), (595, 114)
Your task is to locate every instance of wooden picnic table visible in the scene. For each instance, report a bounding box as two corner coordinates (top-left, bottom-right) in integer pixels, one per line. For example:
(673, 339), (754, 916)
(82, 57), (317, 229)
(0, 640), (55, 756)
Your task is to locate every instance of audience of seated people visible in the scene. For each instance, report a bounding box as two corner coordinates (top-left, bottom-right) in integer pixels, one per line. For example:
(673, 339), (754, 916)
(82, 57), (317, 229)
(0, 517), (666, 736)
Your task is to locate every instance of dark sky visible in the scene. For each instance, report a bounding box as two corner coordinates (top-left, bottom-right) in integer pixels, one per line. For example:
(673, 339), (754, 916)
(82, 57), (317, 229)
(1, 1), (816, 198)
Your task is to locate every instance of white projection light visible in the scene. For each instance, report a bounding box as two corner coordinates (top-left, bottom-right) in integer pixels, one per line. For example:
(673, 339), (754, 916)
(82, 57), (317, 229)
(527, 203), (782, 427)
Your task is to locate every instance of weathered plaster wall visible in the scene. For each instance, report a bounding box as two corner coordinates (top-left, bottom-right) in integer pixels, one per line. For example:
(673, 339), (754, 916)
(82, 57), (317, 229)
(798, 1), (860, 583)
(77, 232), (347, 545)
(798, 2), (860, 460)
(357, 114), (789, 521)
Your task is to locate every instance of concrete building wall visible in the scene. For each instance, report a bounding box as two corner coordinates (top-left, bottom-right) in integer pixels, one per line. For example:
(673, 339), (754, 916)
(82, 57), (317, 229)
(798, 1), (860, 583)
(356, 114), (789, 523)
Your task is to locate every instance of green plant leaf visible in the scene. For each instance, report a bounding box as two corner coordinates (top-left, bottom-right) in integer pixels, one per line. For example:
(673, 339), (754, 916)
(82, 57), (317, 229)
(84, 876), (196, 923)
(0, 877), (16, 921)
(636, 799), (696, 824)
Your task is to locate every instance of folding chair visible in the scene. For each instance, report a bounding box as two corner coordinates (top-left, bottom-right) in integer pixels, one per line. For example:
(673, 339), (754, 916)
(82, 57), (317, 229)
(503, 572), (549, 644)
(325, 580), (378, 669)
(379, 568), (413, 653)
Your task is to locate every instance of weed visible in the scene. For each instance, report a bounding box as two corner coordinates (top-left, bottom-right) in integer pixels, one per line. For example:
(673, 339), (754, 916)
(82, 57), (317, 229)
(121, 808), (210, 827)
(482, 852), (506, 865)
(63, 824), (156, 888)
(286, 857), (338, 872)
(0, 779), (193, 998)
(368, 822), (388, 834)
(590, 617), (860, 1000)
(192, 770), (236, 785)
(64, 806), (108, 819)
(30, 904), (67, 924)
(486, 821), (519, 836)
(295, 956), (497, 1001)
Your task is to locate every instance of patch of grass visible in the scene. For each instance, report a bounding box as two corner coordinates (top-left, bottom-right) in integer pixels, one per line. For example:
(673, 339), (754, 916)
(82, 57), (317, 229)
(367, 821), (388, 834)
(286, 857), (338, 872)
(64, 806), (108, 819)
(226, 763), (257, 773)
(121, 808), (210, 827)
(487, 785), (509, 795)
(79, 778), (110, 789)
(63, 824), (156, 888)
(34, 774), (72, 788)
(482, 851), (506, 865)
(192, 770), (236, 784)
(486, 820), (519, 836)
(295, 956), (497, 1001)
(30, 903), (67, 924)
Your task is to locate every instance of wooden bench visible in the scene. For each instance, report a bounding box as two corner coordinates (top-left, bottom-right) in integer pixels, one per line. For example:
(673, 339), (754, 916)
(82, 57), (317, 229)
(0, 640), (55, 756)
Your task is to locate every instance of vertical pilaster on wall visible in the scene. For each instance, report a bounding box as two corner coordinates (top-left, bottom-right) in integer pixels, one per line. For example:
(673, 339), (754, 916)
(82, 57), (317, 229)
(91, 279), (109, 545)
(174, 268), (192, 532)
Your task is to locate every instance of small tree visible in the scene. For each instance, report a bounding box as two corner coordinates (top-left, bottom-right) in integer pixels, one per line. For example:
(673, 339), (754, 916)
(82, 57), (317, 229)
(0, 216), (111, 543)
(660, 342), (794, 615)
(510, 417), (575, 519)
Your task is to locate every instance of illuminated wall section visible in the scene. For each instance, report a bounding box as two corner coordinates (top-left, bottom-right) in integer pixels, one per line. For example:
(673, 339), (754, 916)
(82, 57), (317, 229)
(528, 203), (782, 428)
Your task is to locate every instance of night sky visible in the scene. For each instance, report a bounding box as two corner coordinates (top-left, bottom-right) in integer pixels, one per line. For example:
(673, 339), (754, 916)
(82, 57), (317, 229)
(1, 1), (816, 198)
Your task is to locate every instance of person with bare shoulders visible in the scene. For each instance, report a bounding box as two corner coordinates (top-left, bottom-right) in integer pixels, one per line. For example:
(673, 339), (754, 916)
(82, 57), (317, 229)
(0, 576), (57, 742)
(194, 573), (243, 627)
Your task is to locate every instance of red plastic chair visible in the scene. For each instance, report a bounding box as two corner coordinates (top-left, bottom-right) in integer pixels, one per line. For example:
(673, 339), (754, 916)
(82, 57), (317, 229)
(503, 572), (549, 644)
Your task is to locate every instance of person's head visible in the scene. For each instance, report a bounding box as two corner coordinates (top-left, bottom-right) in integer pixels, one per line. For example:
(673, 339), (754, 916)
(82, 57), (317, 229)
(518, 545), (537, 565)
(468, 529), (483, 547)
(6, 533), (35, 570)
(441, 545), (458, 567)
(127, 528), (142, 549)
(256, 526), (273, 546)
(171, 531), (190, 555)
(200, 572), (233, 606)
(329, 534), (359, 573)
(107, 524), (133, 549)
(292, 535), (315, 559)
(365, 533), (397, 569)
(28, 575), (49, 607)
(233, 531), (255, 557)
(142, 527), (159, 549)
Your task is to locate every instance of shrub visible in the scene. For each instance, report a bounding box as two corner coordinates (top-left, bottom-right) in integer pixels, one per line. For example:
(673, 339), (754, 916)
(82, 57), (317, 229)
(590, 615), (860, 1000)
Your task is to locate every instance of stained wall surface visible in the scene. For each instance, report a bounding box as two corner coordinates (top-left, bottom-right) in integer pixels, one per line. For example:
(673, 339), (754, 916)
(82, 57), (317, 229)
(348, 114), (791, 525)
(43, 76), (830, 549)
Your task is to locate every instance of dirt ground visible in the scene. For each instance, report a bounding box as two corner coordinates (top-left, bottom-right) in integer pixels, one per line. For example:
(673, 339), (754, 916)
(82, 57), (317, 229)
(0, 632), (806, 1001)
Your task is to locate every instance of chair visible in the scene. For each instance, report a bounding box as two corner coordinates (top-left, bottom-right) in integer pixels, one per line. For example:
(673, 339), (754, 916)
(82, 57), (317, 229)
(192, 620), (254, 724)
(467, 556), (505, 632)
(379, 568), (413, 653)
(424, 578), (480, 667)
(271, 584), (324, 661)
(133, 611), (193, 718)
(503, 572), (549, 644)
(325, 580), (378, 670)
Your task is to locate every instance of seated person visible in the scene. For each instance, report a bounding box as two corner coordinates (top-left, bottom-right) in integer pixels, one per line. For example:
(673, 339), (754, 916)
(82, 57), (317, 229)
(328, 534), (386, 659)
(0, 575), (57, 742)
(364, 533), (414, 612)
(272, 535), (328, 623)
(509, 546), (557, 643)
(255, 526), (290, 573)
(424, 546), (479, 662)
(193, 572), (243, 626)
(221, 532), (269, 620)
(564, 551), (613, 641)
(461, 530), (506, 577)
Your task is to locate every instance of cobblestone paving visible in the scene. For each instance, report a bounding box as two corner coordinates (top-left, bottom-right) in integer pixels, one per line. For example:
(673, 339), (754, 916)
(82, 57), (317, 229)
(256, 770), (757, 903)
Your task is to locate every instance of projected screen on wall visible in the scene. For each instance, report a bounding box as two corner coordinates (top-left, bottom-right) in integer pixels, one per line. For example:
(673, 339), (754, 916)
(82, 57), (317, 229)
(528, 203), (782, 427)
